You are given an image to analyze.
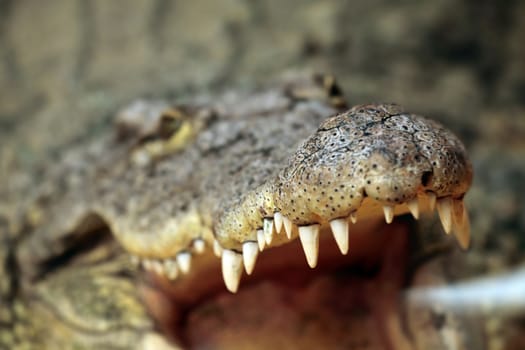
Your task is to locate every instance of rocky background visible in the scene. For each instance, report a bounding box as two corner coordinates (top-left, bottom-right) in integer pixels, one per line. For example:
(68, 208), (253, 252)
(1, 0), (524, 347)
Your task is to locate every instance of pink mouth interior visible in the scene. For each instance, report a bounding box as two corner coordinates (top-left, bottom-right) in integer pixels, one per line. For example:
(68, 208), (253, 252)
(140, 218), (415, 349)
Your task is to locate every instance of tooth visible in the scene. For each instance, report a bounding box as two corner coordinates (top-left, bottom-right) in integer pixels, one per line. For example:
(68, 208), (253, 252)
(298, 224), (320, 268)
(452, 199), (471, 250)
(152, 260), (165, 276)
(193, 239), (206, 254)
(176, 252), (192, 274)
(142, 259), (154, 271)
(213, 239), (223, 257)
(242, 241), (259, 275)
(263, 218), (274, 245)
(330, 218), (349, 255)
(163, 259), (179, 280)
(427, 192), (437, 211)
(349, 211), (357, 224)
(221, 249), (243, 293)
(407, 198), (420, 219)
(274, 212), (283, 234)
(437, 197), (453, 234)
(130, 255), (140, 266)
(283, 216), (293, 239)
(383, 205), (395, 224)
(257, 229), (265, 251)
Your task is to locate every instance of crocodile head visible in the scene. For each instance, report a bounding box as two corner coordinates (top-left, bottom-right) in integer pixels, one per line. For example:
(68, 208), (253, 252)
(110, 97), (472, 348)
(3, 77), (474, 349)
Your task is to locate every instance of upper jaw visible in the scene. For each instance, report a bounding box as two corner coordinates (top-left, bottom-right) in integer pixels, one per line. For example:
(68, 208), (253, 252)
(133, 103), (472, 294)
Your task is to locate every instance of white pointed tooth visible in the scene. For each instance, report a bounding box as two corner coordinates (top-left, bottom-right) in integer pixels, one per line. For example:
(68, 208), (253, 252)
(349, 211), (357, 224)
(221, 249), (243, 293)
(263, 218), (274, 245)
(193, 238), (206, 254)
(130, 255), (140, 266)
(163, 259), (179, 280)
(176, 252), (192, 274)
(283, 216), (293, 239)
(407, 198), (420, 219)
(383, 205), (395, 224)
(330, 218), (349, 255)
(427, 192), (437, 211)
(152, 260), (165, 276)
(213, 239), (223, 257)
(437, 197), (453, 234)
(242, 241), (259, 275)
(257, 229), (265, 251)
(298, 224), (320, 268)
(452, 199), (471, 250)
(274, 212), (283, 234)
(142, 259), (154, 271)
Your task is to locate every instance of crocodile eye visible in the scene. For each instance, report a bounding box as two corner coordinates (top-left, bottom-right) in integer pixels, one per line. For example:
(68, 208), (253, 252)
(158, 112), (184, 139)
(128, 106), (201, 166)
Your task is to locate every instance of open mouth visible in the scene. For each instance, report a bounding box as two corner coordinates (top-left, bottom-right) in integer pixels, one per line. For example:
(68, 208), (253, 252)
(111, 103), (473, 349)
(138, 196), (469, 349)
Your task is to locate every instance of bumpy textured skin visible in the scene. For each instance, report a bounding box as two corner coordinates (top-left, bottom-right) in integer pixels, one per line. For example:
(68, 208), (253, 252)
(12, 82), (343, 263)
(0, 77), (473, 349)
(215, 103), (472, 249)
(276, 104), (471, 221)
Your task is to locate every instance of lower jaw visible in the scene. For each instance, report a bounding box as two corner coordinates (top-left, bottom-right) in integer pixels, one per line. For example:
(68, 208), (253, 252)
(140, 217), (421, 350)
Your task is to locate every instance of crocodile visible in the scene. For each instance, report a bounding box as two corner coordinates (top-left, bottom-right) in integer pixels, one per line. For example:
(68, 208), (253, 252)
(0, 75), (477, 349)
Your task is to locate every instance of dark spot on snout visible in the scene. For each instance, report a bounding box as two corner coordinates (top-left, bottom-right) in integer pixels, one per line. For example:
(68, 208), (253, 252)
(421, 171), (433, 187)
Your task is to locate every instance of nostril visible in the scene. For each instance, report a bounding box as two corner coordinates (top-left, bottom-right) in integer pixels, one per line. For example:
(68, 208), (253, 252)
(421, 171), (433, 187)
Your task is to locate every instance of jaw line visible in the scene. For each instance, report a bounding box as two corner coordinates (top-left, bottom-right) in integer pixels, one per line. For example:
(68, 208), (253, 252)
(138, 215), (427, 348)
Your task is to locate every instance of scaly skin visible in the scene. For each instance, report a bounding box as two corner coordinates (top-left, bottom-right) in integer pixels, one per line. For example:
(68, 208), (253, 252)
(0, 76), (475, 349)
(214, 103), (471, 251)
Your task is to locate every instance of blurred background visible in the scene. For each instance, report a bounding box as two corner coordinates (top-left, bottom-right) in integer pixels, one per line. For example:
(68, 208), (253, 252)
(1, 0), (524, 348)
